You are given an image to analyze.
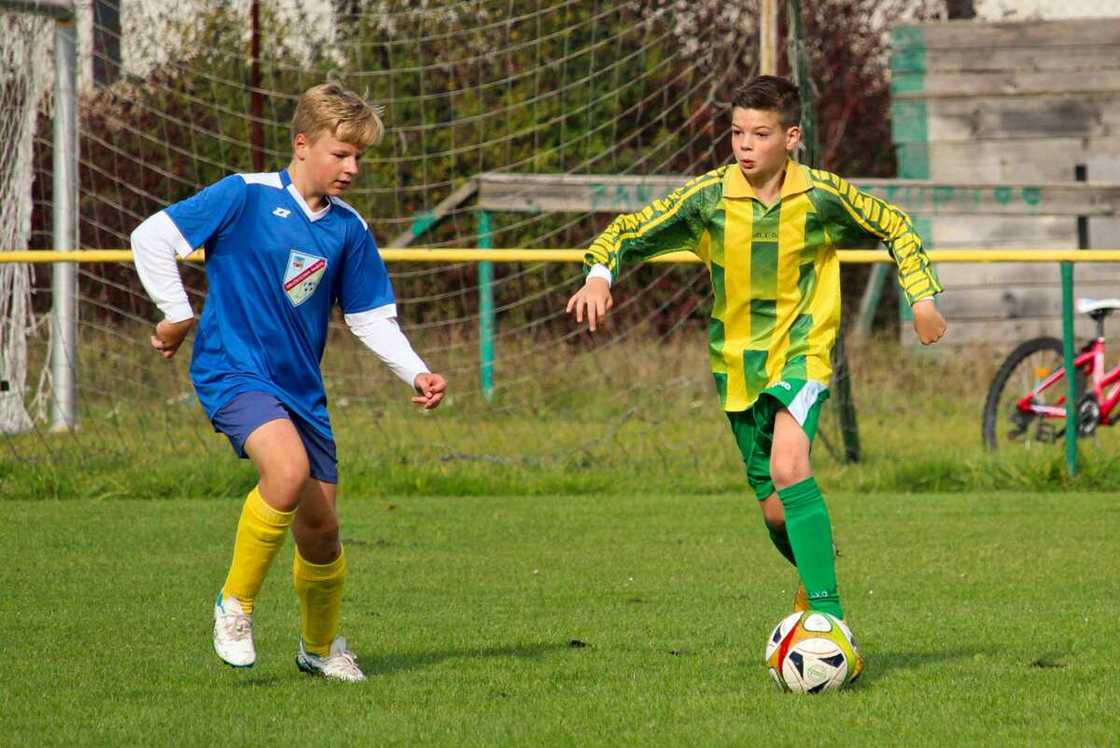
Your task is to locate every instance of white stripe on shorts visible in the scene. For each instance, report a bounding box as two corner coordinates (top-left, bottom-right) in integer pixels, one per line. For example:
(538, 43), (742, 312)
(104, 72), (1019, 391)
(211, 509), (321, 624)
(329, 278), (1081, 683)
(786, 380), (827, 426)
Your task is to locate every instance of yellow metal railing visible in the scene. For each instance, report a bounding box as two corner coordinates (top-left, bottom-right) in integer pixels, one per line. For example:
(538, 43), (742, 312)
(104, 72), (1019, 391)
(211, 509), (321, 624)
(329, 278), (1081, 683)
(5, 245), (1118, 476)
(4, 248), (1120, 264)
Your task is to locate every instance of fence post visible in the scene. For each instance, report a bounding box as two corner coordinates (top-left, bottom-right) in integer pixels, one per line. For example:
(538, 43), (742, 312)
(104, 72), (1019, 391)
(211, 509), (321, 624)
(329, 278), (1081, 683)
(478, 211), (495, 401)
(1061, 164), (1089, 476)
(1060, 261), (1077, 476)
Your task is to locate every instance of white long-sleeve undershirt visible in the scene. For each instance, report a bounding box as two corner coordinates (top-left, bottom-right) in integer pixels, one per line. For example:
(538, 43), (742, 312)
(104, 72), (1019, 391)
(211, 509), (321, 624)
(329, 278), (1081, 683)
(131, 210), (430, 388)
(131, 210), (195, 323)
(344, 305), (430, 388)
(586, 263), (612, 286)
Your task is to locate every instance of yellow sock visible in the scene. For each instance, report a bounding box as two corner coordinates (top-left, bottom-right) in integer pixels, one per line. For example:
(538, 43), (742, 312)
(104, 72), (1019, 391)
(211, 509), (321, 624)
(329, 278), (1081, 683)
(221, 486), (295, 615)
(293, 546), (347, 657)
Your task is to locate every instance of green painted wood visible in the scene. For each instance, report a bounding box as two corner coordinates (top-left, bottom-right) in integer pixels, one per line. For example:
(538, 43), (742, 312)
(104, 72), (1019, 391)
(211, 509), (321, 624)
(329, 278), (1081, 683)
(478, 211), (495, 402)
(891, 26), (930, 180)
(1061, 262), (1078, 475)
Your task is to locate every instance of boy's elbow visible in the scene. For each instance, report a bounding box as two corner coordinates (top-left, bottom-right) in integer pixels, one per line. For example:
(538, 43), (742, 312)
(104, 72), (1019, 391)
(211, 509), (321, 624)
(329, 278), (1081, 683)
(129, 226), (148, 259)
(130, 215), (155, 249)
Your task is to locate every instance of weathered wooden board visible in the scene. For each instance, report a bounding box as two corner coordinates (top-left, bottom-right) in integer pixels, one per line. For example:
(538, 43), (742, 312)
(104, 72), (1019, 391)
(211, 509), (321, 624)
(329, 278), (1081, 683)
(904, 46), (1120, 78)
(892, 18), (1120, 345)
(1074, 262), (1120, 285)
(868, 182), (1117, 216)
(929, 216), (1077, 246)
(921, 138), (1120, 182)
(922, 96), (1120, 142)
(936, 261), (1120, 287)
(935, 281), (1120, 320)
(477, 173), (1120, 216)
(927, 214), (1120, 249)
(1088, 215), (1120, 250)
(904, 70), (1120, 98)
(914, 18), (1120, 48)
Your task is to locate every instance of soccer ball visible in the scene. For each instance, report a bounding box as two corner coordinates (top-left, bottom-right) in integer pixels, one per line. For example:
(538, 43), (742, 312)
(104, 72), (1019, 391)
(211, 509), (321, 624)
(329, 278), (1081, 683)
(764, 611), (859, 693)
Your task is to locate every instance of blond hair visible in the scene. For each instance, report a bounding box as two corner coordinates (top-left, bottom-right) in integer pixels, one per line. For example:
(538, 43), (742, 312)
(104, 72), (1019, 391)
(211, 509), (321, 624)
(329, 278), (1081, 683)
(290, 82), (384, 148)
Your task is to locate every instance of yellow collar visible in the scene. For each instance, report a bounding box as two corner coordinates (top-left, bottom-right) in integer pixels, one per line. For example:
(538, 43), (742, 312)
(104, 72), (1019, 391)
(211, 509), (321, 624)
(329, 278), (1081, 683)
(723, 158), (813, 201)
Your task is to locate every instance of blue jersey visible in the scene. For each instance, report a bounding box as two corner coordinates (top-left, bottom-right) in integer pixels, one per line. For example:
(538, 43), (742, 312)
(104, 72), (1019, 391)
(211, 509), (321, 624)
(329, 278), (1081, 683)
(163, 169), (394, 439)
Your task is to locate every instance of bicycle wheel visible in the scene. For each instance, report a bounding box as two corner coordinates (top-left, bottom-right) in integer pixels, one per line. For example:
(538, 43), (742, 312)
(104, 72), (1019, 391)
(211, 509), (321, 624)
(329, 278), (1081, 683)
(981, 337), (1084, 451)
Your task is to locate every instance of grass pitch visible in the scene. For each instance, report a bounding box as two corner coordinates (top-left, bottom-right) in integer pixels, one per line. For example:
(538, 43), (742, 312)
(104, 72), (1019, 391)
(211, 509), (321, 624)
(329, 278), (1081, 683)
(2, 489), (1115, 745)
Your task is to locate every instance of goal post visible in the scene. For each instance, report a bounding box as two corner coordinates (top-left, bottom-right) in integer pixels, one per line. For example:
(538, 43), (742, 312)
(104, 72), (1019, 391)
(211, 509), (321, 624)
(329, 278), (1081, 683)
(0, 0), (79, 432)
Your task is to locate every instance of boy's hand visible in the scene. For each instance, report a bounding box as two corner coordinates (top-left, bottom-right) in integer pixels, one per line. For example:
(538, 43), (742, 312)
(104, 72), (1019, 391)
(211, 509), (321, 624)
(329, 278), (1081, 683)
(912, 298), (947, 345)
(151, 318), (195, 359)
(412, 372), (447, 410)
(565, 277), (613, 332)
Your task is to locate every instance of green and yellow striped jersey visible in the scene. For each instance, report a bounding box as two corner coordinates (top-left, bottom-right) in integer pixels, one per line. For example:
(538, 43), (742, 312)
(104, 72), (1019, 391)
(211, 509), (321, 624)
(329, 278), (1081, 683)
(584, 160), (942, 411)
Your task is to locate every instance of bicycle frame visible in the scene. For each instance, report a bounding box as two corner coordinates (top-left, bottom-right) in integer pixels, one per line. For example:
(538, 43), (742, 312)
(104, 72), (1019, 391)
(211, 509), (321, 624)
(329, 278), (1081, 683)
(1018, 337), (1120, 424)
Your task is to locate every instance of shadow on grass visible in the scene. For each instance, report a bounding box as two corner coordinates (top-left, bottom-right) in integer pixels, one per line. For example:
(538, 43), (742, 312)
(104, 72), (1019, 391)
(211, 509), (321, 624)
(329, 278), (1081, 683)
(857, 647), (983, 686)
(221, 643), (570, 687)
(368, 641), (576, 676)
(232, 674), (288, 688)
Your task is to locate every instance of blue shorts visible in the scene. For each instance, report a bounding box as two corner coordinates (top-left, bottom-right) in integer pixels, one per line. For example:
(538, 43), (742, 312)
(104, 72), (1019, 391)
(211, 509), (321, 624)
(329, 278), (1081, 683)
(211, 391), (338, 484)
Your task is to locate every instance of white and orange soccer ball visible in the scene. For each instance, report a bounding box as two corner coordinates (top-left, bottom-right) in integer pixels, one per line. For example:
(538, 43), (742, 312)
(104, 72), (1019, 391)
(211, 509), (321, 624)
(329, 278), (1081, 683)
(764, 611), (860, 693)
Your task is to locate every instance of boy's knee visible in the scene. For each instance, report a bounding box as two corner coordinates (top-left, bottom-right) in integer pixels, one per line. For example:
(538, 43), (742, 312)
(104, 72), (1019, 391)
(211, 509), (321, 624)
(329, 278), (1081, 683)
(274, 458), (311, 488)
(260, 460), (311, 506)
(770, 457), (810, 492)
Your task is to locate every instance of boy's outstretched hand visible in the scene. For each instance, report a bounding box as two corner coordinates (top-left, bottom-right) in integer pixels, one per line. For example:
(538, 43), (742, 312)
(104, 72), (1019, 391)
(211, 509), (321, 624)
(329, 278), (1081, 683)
(566, 277), (613, 332)
(912, 298), (947, 345)
(151, 318), (195, 359)
(412, 372), (447, 410)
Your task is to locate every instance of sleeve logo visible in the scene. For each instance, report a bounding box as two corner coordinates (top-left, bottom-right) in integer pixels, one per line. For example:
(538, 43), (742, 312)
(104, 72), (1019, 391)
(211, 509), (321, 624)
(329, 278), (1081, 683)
(283, 249), (327, 307)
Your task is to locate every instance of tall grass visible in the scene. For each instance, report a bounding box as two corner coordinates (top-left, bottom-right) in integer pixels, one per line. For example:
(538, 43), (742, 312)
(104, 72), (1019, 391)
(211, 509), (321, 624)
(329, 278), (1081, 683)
(4, 324), (1117, 500)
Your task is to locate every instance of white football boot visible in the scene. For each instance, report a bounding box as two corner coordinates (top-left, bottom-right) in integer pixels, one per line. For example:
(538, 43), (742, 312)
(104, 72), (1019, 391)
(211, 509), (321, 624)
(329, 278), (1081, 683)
(295, 636), (366, 682)
(212, 593), (256, 668)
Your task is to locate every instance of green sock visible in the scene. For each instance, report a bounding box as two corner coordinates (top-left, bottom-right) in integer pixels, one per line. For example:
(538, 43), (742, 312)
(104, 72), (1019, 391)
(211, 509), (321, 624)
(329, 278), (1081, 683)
(767, 523), (797, 566)
(777, 477), (843, 619)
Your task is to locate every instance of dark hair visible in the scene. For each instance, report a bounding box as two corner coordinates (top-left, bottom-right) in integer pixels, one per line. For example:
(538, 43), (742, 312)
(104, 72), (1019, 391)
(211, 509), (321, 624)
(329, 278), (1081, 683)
(731, 76), (801, 128)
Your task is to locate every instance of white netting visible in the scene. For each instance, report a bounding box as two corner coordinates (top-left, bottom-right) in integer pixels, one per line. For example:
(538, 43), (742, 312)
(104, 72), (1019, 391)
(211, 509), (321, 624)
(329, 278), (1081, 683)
(0, 11), (51, 435)
(1, 0), (958, 496)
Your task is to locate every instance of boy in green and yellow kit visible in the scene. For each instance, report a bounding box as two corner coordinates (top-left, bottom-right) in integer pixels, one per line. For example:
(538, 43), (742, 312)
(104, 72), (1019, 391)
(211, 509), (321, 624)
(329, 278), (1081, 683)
(566, 76), (948, 676)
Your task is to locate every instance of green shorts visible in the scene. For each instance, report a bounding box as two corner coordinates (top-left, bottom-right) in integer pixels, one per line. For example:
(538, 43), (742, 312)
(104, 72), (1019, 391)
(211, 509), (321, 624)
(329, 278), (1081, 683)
(725, 379), (830, 501)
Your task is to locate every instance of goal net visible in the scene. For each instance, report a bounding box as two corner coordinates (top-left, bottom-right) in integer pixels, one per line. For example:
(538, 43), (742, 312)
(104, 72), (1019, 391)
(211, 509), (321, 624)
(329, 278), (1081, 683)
(1, 1), (931, 496)
(0, 10), (51, 435)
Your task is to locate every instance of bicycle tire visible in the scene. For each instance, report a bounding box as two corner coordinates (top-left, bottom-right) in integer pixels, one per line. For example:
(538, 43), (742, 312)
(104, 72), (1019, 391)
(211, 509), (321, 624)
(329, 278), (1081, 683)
(982, 337), (1062, 451)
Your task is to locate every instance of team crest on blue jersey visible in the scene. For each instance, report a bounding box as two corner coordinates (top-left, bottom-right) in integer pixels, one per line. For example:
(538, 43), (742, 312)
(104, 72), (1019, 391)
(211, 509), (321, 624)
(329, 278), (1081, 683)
(283, 250), (327, 306)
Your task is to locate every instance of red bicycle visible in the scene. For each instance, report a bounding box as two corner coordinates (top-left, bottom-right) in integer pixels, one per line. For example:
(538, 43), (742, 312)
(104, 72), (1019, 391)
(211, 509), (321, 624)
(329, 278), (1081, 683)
(982, 299), (1120, 451)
